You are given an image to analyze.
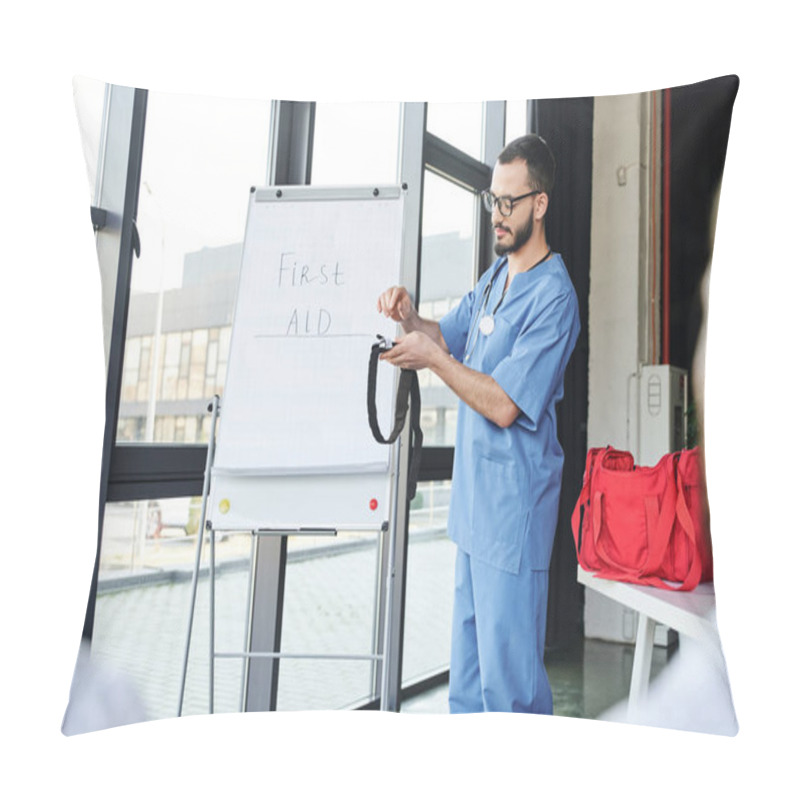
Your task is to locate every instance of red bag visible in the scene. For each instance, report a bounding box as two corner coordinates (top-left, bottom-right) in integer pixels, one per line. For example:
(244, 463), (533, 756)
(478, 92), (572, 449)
(571, 446), (713, 591)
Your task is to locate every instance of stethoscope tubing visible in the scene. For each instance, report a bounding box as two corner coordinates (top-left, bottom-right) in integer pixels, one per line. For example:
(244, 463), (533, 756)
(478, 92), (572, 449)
(464, 258), (507, 362)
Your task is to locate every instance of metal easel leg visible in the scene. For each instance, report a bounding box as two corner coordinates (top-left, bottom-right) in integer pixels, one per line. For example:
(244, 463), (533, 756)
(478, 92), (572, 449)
(209, 524), (215, 714)
(177, 395), (221, 717)
(240, 533), (257, 712)
(379, 435), (402, 712)
(379, 522), (396, 711)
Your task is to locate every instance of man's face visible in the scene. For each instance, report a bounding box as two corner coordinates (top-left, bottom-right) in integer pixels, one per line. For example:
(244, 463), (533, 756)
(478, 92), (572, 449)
(490, 159), (538, 257)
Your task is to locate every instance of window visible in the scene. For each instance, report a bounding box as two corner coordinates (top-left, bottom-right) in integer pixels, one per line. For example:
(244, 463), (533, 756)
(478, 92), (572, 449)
(311, 102), (401, 186)
(427, 101), (485, 161)
(92, 498), (252, 718)
(417, 169), (478, 447)
(278, 531), (382, 710)
(88, 86), (274, 720)
(402, 480), (456, 684)
(118, 90), (271, 444)
(505, 99), (529, 143)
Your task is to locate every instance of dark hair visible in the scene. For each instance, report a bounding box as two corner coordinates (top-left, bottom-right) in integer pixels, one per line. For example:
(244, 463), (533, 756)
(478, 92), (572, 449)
(497, 133), (556, 196)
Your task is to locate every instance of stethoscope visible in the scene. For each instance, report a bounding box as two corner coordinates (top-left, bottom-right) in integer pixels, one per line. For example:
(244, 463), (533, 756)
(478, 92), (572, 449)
(464, 249), (551, 362)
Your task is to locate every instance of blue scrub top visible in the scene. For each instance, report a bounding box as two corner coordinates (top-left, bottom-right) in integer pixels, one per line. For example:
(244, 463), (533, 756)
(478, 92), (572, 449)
(439, 254), (580, 574)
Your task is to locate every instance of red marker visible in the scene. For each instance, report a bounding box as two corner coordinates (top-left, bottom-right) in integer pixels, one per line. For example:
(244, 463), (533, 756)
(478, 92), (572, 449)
(369, 498), (378, 511)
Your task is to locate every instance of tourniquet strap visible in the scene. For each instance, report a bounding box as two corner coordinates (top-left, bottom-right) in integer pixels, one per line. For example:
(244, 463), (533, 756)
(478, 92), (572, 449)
(367, 341), (423, 500)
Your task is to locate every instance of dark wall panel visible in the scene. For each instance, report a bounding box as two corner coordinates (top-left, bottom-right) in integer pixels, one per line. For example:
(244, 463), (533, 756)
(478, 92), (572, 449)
(536, 97), (593, 651)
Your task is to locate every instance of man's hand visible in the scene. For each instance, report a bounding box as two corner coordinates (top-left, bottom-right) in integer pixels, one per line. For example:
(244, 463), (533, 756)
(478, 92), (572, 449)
(376, 289), (519, 428)
(377, 286), (416, 328)
(376, 284), (450, 355)
(379, 331), (441, 371)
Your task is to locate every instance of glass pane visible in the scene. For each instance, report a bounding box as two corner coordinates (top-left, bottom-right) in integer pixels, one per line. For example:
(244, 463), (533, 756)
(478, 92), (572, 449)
(311, 101), (401, 186)
(278, 531), (380, 710)
(427, 101), (485, 161)
(505, 99), (528, 143)
(402, 480), (456, 687)
(92, 499), (252, 720)
(118, 90), (272, 443)
(418, 170), (477, 447)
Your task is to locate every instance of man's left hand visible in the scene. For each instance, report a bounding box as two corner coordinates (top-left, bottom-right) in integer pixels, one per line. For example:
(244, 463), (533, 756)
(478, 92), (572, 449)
(379, 331), (441, 371)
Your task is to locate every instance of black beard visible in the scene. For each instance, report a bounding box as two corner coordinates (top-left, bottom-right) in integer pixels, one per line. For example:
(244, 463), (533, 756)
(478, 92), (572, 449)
(494, 211), (534, 257)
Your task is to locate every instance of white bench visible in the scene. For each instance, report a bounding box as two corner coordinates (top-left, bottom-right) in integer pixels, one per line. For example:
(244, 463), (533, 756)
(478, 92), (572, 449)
(577, 566), (719, 720)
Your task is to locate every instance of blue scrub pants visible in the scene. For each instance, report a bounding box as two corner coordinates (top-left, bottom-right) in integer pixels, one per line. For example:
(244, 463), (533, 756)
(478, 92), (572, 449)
(448, 548), (552, 714)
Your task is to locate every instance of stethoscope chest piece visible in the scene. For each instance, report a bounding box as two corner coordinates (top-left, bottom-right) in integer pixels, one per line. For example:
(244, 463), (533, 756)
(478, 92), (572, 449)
(478, 315), (495, 336)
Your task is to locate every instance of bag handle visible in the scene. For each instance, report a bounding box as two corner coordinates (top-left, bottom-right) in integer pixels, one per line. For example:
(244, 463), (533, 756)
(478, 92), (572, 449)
(571, 446), (614, 553)
(670, 466), (703, 590)
(592, 496), (700, 591)
(571, 452), (596, 551)
(592, 491), (653, 578)
(367, 337), (423, 500)
(636, 453), (703, 591)
(635, 454), (681, 576)
(590, 448), (650, 578)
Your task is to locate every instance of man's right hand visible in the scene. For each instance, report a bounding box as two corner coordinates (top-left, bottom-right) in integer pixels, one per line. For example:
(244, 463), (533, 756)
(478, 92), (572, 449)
(377, 285), (450, 356)
(377, 286), (415, 325)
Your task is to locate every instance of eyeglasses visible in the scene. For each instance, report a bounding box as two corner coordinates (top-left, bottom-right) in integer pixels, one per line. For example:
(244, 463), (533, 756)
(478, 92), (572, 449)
(481, 189), (542, 217)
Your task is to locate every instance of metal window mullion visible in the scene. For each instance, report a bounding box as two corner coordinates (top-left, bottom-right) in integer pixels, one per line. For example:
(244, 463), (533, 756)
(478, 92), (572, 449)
(423, 132), (491, 193)
(268, 101), (316, 186)
(528, 99), (540, 135)
(106, 443), (208, 501)
(85, 86), (149, 641)
(478, 102), (506, 276)
(374, 101), (427, 712)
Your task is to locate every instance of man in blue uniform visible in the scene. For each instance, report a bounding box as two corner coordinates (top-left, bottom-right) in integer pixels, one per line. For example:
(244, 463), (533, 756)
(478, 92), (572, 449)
(377, 134), (580, 714)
